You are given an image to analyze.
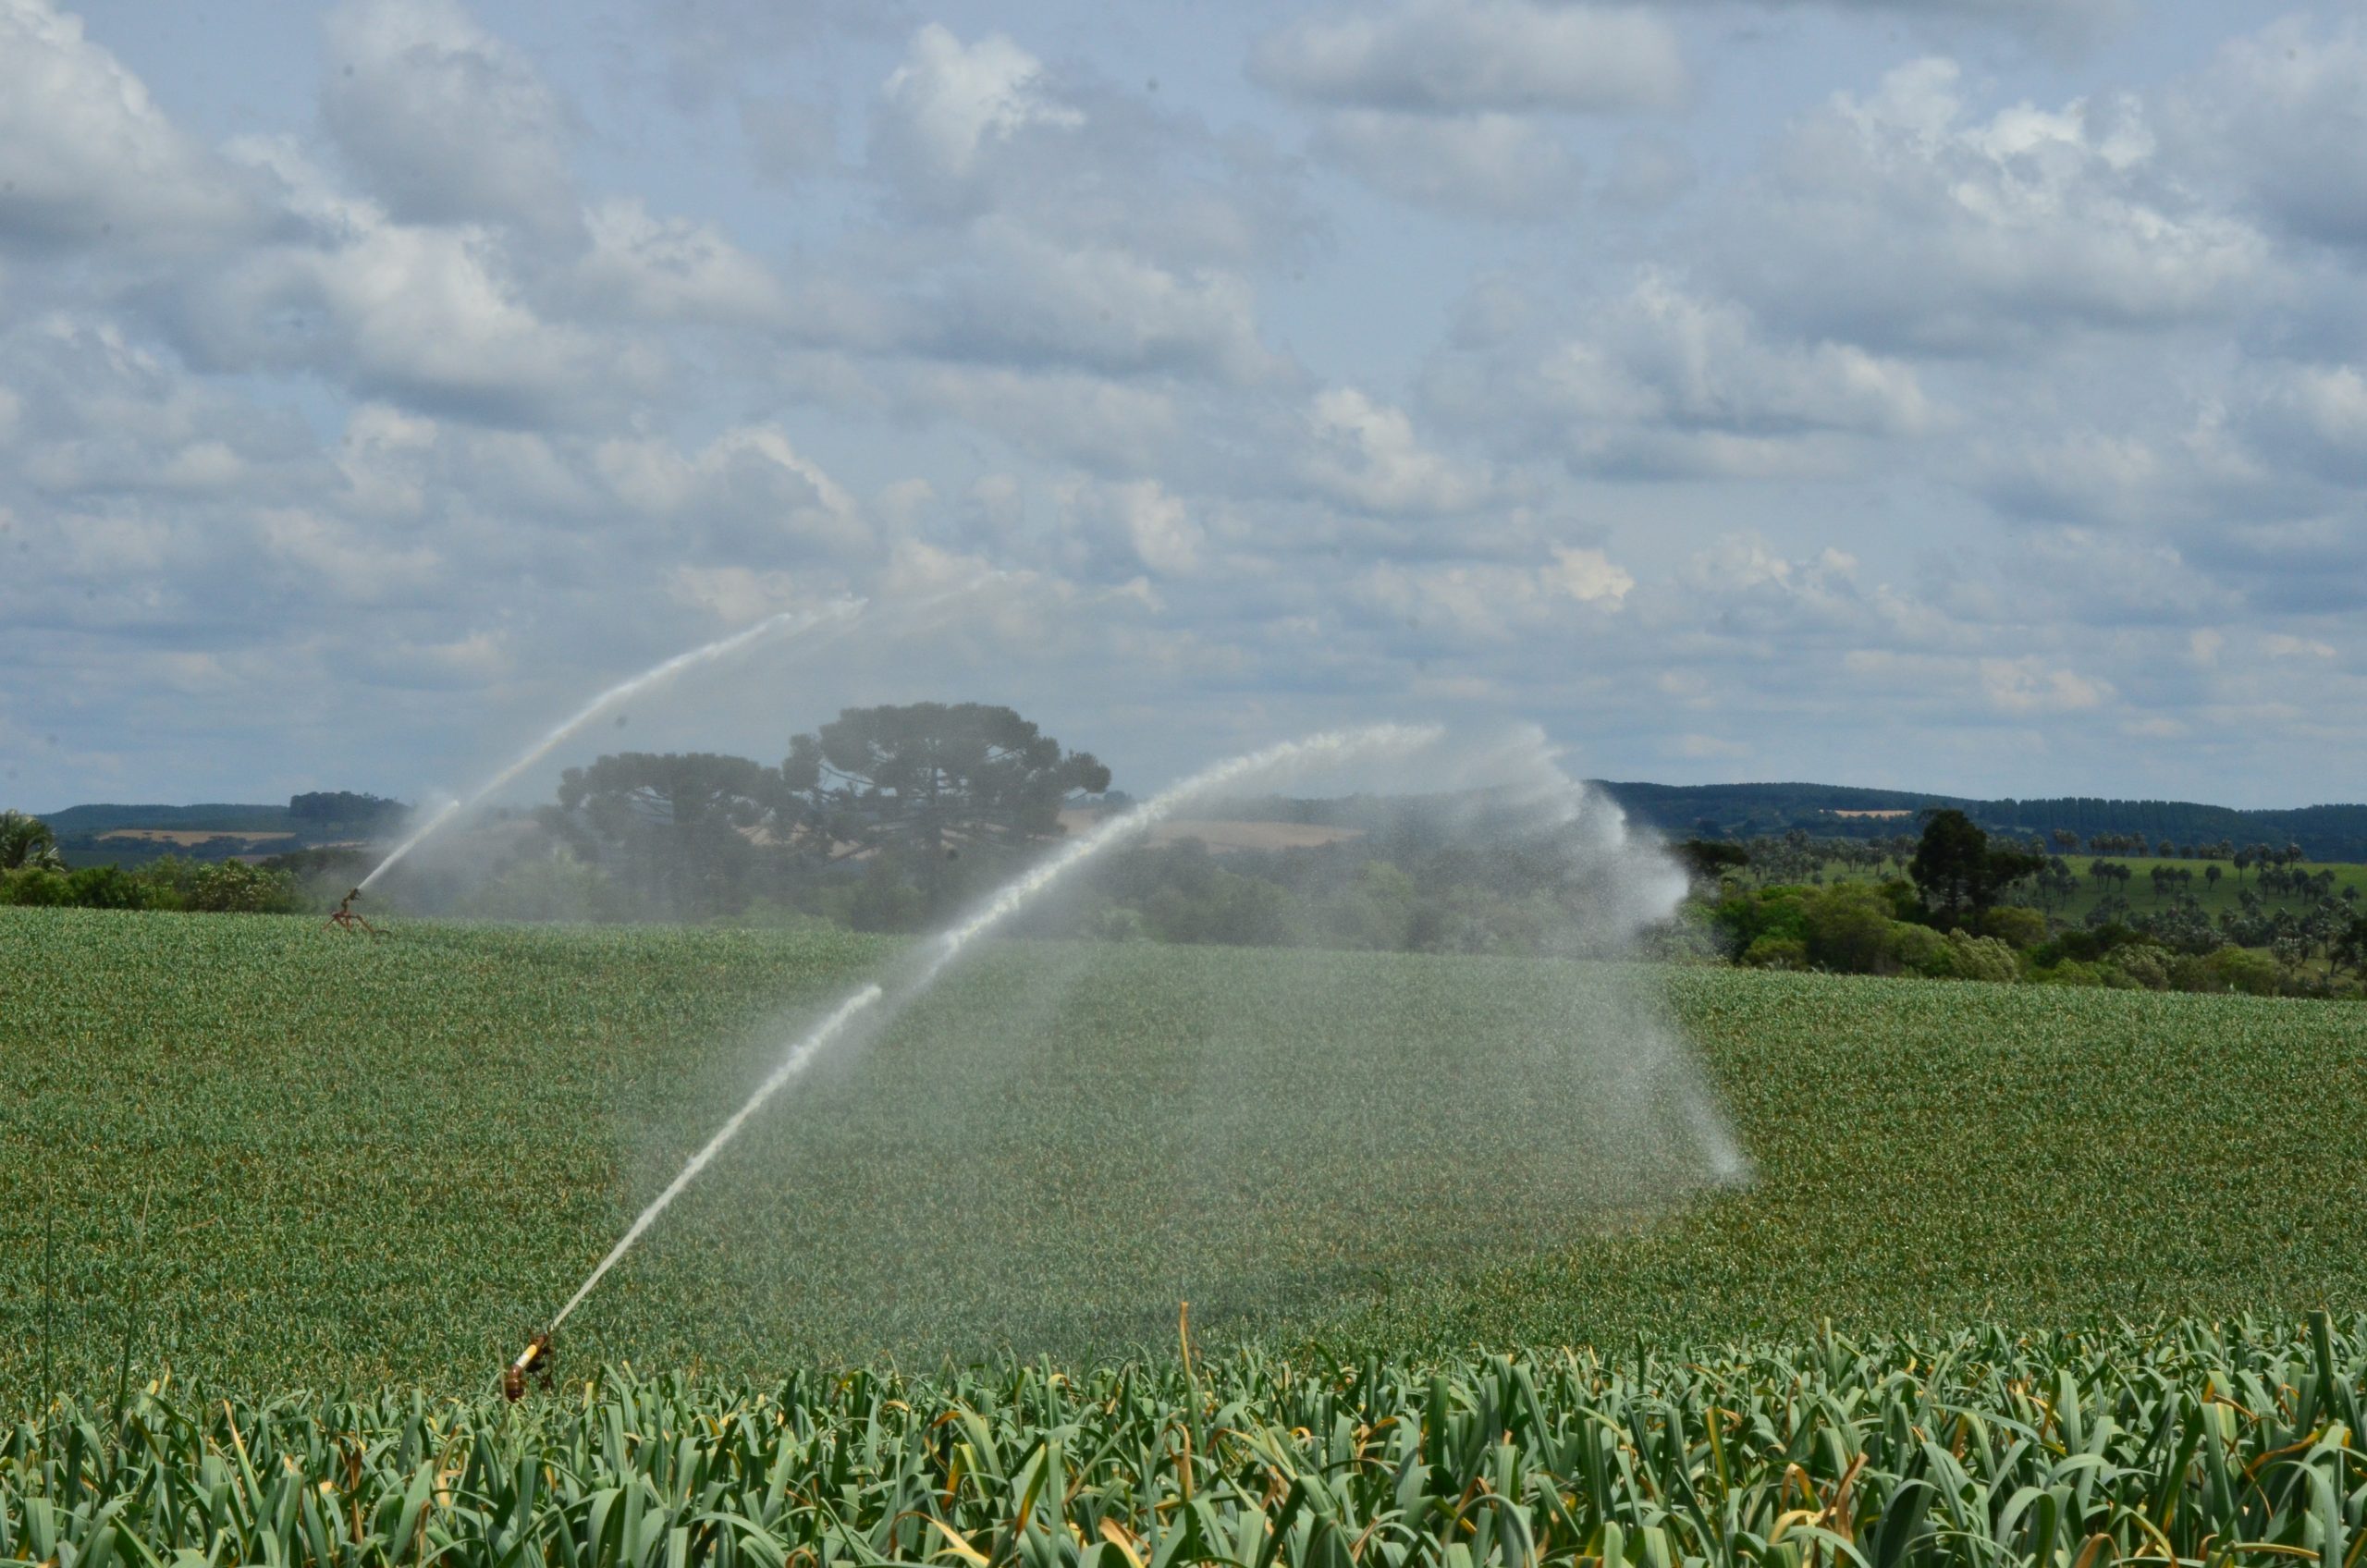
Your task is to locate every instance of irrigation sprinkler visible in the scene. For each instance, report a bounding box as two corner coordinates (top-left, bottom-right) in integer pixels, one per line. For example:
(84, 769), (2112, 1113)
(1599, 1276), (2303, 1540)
(502, 1331), (555, 1401)
(325, 888), (380, 937)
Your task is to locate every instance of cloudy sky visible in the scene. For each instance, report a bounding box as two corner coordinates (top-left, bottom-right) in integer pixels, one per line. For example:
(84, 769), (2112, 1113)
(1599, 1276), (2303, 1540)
(6, 0), (2364, 811)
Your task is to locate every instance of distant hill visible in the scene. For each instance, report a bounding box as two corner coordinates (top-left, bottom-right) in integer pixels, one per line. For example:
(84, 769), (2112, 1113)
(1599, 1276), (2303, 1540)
(39, 798), (405, 869)
(1595, 782), (2367, 862)
(33, 781), (2367, 870)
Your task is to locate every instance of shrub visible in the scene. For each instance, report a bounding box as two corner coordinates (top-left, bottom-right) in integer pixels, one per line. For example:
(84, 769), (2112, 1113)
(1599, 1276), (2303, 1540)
(1801, 883), (1899, 974)
(2172, 945), (2283, 997)
(1889, 921), (1953, 977)
(67, 864), (149, 910)
(0, 867), (72, 907)
(1944, 931), (2021, 984)
(1739, 936), (1809, 969)
(1979, 905), (2049, 950)
(182, 861), (301, 914)
(2098, 943), (2173, 990)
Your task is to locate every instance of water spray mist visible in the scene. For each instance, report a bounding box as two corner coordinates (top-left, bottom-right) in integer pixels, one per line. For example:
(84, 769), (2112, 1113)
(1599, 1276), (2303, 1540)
(520, 723), (1444, 1361)
(362, 597), (866, 895)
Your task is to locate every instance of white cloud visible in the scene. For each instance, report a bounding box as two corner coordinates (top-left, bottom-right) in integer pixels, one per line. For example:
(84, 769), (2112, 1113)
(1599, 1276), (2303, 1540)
(1306, 388), (1490, 514)
(1252, 1), (1686, 114)
(1312, 111), (1584, 219)
(911, 221), (1286, 385)
(877, 24), (1081, 179)
(178, 143), (632, 423)
(1110, 481), (1204, 577)
(321, 0), (576, 235)
(668, 565), (810, 626)
(0, 0), (253, 251)
(1426, 273), (1932, 477)
(255, 507), (442, 600)
(1357, 545), (1632, 641)
(1733, 58), (2266, 350)
(577, 198), (785, 325)
(2167, 17), (2367, 252)
(1980, 655), (2112, 714)
(594, 424), (871, 560)
(2262, 633), (2336, 660)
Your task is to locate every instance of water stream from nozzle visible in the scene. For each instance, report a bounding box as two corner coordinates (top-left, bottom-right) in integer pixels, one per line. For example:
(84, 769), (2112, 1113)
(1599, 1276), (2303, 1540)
(360, 598), (866, 893)
(546, 722), (1444, 1330)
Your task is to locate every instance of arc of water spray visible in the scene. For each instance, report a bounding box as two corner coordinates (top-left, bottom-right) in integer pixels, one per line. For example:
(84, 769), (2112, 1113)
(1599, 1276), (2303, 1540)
(359, 598), (867, 892)
(546, 721), (1445, 1330)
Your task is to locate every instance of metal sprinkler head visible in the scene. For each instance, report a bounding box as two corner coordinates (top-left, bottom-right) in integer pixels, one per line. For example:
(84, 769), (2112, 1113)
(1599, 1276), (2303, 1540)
(503, 1331), (553, 1402)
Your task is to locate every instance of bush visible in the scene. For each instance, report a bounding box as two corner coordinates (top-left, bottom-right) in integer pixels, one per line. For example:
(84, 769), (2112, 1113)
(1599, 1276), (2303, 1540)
(2038, 959), (2108, 987)
(67, 864), (150, 910)
(1740, 936), (1809, 969)
(2098, 943), (2173, 990)
(182, 861), (301, 913)
(2172, 945), (2283, 997)
(1944, 931), (2021, 984)
(0, 867), (72, 907)
(1802, 883), (1898, 974)
(1889, 922), (1953, 977)
(1979, 905), (2049, 950)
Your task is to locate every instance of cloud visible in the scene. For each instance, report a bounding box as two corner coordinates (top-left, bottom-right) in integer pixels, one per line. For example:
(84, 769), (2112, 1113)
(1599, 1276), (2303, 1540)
(321, 0), (576, 235)
(1251, 1), (1686, 114)
(1424, 272), (1932, 477)
(594, 424), (872, 561)
(1305, 388), (1490, 514)
(1357, 545), (1632, 642)
(897, 221), (1288, 385)
(1051, 477), (1208, 579)
(1311, 111), (1585, 218)
(2245, 362), (2367, 485)
(1728, 58), (2266, 351)
(877, 24), (1080, 179)
(1979, 655), (2112, 714)
(0, 0), (255, 252)
(575, 198), (786, 325)
(156, 138), (642, 425)
(2166, 17), (2367, 253)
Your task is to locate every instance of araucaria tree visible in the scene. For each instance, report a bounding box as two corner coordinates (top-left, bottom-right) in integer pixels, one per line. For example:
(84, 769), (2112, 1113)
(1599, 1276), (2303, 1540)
(783, 704), (1111, 875)
(1908, 809), (2043, 927)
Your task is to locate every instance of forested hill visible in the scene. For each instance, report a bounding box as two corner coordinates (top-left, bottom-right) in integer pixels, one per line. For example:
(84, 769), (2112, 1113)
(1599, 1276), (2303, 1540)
(1595, 782), (2367, 860)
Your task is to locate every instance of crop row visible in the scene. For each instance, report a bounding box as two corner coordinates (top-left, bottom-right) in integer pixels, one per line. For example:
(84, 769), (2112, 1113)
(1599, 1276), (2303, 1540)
(6, 1317), (2365, 1567)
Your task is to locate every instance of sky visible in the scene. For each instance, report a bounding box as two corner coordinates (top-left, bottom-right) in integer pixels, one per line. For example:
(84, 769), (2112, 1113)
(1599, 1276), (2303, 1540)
(4, 0), (2364, 812)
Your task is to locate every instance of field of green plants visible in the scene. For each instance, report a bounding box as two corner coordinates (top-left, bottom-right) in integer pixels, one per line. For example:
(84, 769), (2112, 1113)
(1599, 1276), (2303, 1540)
(5, 1319), (2363, 1566)
(6, 908), (2365, 1403)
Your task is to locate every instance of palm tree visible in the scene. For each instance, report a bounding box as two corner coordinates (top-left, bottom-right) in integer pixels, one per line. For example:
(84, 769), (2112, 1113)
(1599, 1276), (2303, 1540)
(0, 811), (65, 872)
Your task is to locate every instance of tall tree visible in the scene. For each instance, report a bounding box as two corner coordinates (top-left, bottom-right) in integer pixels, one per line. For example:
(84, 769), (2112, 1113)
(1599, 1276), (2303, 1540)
(1909, 809), (2042, 926)
(545, 753), (784, 918)
(783, 703), (1110, 866)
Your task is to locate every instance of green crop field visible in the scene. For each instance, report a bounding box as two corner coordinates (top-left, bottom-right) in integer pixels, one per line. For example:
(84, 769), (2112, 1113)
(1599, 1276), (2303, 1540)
(6, 908), (2366, 1403)
(6, 1319), (2364, 1567)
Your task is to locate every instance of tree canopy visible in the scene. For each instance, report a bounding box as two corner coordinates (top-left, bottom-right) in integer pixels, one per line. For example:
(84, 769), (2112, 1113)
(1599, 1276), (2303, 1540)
(783, 703), (1110, 864)
(545, 753), (787, 918)
(1908, 809), (2043, 925)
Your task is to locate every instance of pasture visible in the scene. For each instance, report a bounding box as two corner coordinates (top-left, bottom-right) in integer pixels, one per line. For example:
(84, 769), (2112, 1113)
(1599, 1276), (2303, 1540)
(6, 909), (2364, 1398)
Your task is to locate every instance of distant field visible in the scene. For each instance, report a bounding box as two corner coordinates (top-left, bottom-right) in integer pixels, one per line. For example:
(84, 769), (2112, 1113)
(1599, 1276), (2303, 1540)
(3, 909), (2363, 1399)
(2047, 855), (2367, 925)
(96, 828), (296, 845)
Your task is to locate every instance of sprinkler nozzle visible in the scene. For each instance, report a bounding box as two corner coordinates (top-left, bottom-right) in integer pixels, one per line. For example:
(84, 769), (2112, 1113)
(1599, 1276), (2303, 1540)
(503, 1331), (553, 1402)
